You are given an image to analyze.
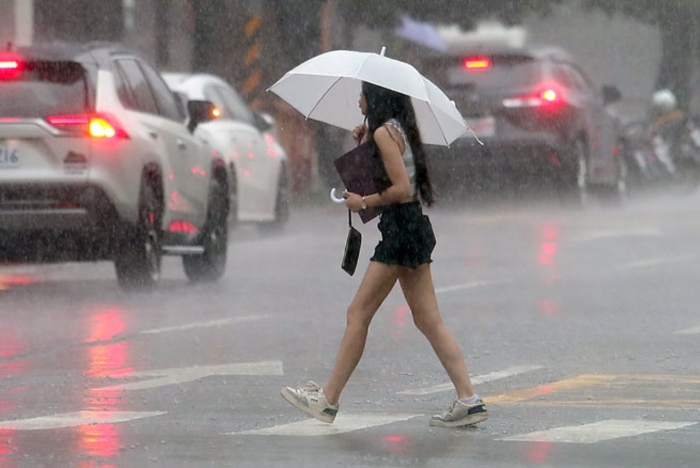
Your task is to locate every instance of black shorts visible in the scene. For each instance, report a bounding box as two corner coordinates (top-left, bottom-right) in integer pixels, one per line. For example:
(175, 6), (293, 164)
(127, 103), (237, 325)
(371, 201), (436, 269)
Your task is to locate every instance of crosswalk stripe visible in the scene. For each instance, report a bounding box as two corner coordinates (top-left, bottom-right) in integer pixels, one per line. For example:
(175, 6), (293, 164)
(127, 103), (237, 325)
(397, 365), (543, 396)
(230, 413), (420, 436)
(96, 360), (284, 391)
(499, 419), (696, 444)
(0, 411), (165, 431)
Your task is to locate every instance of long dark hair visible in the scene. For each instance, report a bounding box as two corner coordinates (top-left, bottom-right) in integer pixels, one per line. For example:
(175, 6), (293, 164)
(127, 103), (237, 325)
(361, 81), (434, 206)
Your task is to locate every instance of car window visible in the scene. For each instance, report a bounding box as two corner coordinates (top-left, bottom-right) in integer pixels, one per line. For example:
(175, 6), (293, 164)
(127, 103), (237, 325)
(113, 64), (135, 109)
(0, 61), (88, 117)
(564, 63), (594, 92)
(429, 54), (542, 93)
(203, 84), (254, 125)
(552, 64), (574, 90)
(214, 84), (254, 125)
(202, 85), (227, 117)
(115, 59), (159, 115)
(138, 61), (183, 121)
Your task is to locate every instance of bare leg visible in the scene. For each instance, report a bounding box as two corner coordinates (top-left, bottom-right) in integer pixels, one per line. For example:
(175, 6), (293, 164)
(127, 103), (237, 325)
(323, 261), (399, 405)
(399, 264), (476, 399)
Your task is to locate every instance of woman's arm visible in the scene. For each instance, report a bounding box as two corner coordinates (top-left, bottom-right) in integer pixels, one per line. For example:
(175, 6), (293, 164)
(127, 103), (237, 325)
(345, 125), (412, 212)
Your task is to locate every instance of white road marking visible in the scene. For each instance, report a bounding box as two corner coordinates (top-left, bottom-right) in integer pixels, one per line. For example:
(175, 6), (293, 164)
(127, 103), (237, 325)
(139, 315), (269, 335)
(397, 365), (543, 396)
(571, 229), (664, 242)
(620, 255), (696, 269)
(96, 360), (284, 391)
(230, 413), (419, 436)
(676, 325), (700, 335)
(435, 280), (500, 294)
(500, 419), (696, 444)
(0, 411), (165, 431)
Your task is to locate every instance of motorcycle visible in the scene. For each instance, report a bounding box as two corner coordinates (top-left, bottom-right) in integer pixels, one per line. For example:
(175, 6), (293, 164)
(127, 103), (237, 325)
(618, 112), (700, 193)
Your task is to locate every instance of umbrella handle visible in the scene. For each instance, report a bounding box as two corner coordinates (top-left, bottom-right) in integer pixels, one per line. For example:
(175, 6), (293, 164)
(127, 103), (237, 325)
(330, 188), (346, 203)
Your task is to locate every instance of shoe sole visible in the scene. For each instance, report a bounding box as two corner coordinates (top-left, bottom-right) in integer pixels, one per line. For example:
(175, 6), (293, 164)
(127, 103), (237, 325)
(280, 387), (336, 424)
(429, 410), (489, 428)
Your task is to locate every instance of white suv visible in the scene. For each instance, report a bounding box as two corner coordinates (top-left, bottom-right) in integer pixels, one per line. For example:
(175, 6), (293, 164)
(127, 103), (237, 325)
(0, 43), (229, 289)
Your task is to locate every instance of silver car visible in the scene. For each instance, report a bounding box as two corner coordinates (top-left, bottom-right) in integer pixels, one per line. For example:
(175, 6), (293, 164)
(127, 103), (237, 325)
(0, 43), (229, 289)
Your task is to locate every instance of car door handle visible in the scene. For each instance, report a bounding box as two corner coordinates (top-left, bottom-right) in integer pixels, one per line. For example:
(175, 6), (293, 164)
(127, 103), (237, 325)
(149, 131), (158, 139)
(177, 140), (187, 151)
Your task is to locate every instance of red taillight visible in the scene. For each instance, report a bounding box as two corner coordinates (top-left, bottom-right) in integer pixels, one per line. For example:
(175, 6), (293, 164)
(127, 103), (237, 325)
(46, 113), (129, 139)
(463, 57), (491, 70)
(503, 86), (564, 109)
(0, 54), (22, 79)
(168, 220), (197, 234)
(540, 89), (559, 103)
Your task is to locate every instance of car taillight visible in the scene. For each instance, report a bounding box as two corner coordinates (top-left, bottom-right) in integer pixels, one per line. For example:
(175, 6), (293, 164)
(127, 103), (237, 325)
(0, 54), (22, 79)
(46, 113), (129, 139)
(503, 87), (564, 109)
(463, 57), (491, 70)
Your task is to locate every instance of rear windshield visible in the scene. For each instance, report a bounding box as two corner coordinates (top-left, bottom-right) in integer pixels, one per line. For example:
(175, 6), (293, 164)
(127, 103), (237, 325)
(426, 54), (542, 93)
(0, 61), (88, 118)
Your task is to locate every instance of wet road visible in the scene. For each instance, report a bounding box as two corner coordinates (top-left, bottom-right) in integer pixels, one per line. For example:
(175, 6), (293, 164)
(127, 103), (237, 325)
(1, 189), (699, 467)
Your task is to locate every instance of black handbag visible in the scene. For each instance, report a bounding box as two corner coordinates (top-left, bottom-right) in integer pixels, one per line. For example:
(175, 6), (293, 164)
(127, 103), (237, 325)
(341, 209), (362, 276)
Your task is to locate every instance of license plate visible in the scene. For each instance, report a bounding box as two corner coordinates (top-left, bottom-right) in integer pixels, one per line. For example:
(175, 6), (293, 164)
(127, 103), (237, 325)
(466, 116), (496, 138)
(0, 142), (19, 168)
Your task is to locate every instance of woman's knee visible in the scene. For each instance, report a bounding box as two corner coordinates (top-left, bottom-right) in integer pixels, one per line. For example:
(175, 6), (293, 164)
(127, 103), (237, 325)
(346, 303), (374, 329)
(412, 313), (443, 336)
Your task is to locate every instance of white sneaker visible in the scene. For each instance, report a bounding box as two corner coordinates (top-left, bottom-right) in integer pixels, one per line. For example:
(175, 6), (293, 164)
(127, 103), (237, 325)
(280, 381), (339, 424)
(429, 398), (489, 427)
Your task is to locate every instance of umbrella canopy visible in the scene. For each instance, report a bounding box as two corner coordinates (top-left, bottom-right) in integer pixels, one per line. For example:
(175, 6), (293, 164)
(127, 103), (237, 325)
(267, 48), (468, 147)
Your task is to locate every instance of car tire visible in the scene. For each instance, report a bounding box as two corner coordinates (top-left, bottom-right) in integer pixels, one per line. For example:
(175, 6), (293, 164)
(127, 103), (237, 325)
(259, 164), (290, 232)
(228, 163), (239, 229)
(183, 179), (228, 283)
(114, 180), (162, 290)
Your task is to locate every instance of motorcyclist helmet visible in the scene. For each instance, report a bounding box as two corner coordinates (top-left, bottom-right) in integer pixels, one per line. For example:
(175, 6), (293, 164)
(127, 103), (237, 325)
(651, 88), (677, 114)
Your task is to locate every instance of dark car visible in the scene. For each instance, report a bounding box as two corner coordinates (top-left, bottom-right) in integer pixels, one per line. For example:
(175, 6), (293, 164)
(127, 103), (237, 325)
(422, 45), (625, 203)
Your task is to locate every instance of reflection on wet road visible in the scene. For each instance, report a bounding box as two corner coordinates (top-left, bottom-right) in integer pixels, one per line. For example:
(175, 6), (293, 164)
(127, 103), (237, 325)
(1, 192), (699, 466)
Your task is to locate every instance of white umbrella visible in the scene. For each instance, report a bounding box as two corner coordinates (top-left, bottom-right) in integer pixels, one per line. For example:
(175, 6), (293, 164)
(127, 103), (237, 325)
(267, 47), (469, 147)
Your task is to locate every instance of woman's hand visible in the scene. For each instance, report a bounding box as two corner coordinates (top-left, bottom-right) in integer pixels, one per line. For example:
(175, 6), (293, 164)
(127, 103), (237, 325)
(343, 191), (365, 212)
(352, 124), (367, 144)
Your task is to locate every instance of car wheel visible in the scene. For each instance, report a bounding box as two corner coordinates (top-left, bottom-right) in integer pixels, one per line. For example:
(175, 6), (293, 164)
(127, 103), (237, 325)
(183, 180), (228, 283)
(259, 164), (290, 232)
(228, 163), (239, 229)
(115, 180), (162, 290)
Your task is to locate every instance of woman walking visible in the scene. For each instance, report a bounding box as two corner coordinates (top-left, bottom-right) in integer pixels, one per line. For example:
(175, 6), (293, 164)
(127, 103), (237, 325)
(281, 81), (488, 428)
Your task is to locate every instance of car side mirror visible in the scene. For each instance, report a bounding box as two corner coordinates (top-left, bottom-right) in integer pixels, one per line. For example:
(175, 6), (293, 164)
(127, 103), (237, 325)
(602, 85), (622, 105)
(187, 99), (219, 132)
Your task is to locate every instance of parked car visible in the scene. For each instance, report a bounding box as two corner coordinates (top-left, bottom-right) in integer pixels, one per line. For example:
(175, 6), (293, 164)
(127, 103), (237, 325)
(161, 72), (290, 230)
(422, 45), (625, 203)
(0, 42), (229, 289)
